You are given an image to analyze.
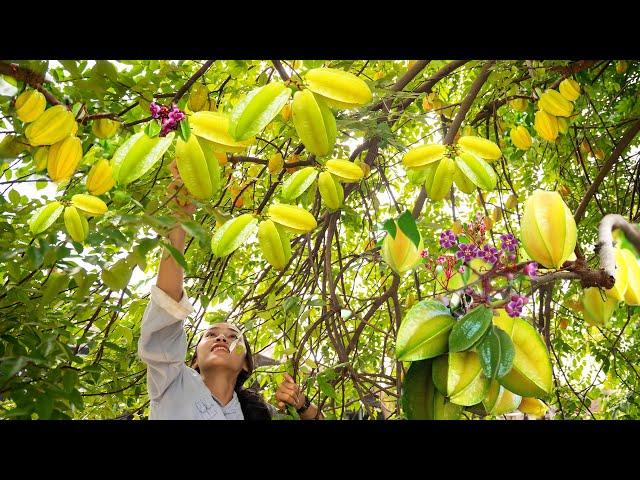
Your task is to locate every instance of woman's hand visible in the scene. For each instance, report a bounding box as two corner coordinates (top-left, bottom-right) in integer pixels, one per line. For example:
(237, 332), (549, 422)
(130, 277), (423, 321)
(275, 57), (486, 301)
(167, 159), (196, 219)
(275, 373), (324, 420)
(275, 373), (305, 411)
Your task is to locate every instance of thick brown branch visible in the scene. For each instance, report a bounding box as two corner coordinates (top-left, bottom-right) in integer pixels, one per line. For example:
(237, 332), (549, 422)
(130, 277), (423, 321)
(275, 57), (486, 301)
(574, 119), (640, 224)
(0, 61), (60, 105)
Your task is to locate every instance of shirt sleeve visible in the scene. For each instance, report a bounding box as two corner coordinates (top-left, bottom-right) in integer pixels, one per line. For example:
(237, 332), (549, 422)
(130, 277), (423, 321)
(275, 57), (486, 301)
(137, 285), (195, 401)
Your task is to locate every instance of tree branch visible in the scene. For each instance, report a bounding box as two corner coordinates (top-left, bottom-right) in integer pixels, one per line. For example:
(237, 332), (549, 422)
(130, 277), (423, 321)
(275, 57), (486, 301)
(574, 119), (640, 224)
(0, 61), (61, 105)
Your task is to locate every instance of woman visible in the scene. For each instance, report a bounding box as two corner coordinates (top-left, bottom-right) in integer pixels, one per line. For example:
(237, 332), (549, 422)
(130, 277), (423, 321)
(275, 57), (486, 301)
(137, 161), (323, 420)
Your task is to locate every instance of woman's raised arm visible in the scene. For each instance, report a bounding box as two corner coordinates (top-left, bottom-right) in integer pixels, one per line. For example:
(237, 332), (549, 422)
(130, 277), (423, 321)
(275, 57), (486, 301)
(156, 160), (196, 301)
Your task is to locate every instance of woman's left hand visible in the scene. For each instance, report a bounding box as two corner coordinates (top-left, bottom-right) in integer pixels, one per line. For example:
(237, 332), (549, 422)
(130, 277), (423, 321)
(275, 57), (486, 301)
(275, 373), (305, 411)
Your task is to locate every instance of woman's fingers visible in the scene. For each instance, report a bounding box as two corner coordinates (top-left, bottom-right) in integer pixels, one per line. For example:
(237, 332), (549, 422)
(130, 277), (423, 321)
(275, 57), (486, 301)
(276, 389), (298, 407)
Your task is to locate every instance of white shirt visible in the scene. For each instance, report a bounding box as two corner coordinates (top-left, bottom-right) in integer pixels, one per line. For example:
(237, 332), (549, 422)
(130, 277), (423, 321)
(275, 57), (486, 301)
(137, 285), (245, 420)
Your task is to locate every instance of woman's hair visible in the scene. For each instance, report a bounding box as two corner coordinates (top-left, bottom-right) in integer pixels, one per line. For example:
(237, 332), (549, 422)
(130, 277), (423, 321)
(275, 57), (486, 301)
(190, 332), (272, 420)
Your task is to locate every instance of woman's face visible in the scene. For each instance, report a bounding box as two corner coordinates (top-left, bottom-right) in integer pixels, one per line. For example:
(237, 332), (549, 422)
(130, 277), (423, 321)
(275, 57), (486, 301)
(195, 323), (248, 375)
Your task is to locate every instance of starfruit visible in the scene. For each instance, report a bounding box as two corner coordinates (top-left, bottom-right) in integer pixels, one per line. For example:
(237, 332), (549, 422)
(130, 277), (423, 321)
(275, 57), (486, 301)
(454, 152), (497, 191)
(483, 380), (522, 416)
(538, 89), (573, 117)
(493, 310), (553, 398)
(403, 144), (446, 169)
(92, 118), (119, 139)
(395, 300), (455, 361)
(557, 116), (569, 135)
(63, 205), (89, 243)
(258, 219), (292, 271)
(559, 79), (581, 102)
(317, 171), (344, 210)
(281, 166), (318, 202)
(228, 82), (291, 141)
(28, 201), (64, 234)
(304, 68), (372, 109)
(292, 90), (336, 157)
(47, 136), (82, 183)
(33, 147), (48, 171)
(616, 60), (628, 74)
(110, 131), (174, 185)
(521, 190), (577, 269)
(424, 156), (455, 201)
(606, 248), (629, 301)
(267, 203), (317, 234)
(175, 134), (221, 200)
(582, 287), (618, 327)
(280, 103), (292, 122)
(25, 105), (76, 146)
(325, 159), (364, 183)
(71, 194), (108, 215)
(268, 153), (284, 174)
(506, 194), (518, 209)
(453, 163), (477, 194)
(86, 159), (115, 196)
(457, 135), (502, 162)
(190, 111), (254, 153)
(510, 126), (532, 150)
(446, 351), (491, 406)
(534, 110), (559, 142)
(188, 83), (209, 112)
(401, 359), (462, 420)
(211, 213), (258, 258)
(15, 90), (46, 123)
(518, 397), (548, 417)
(381, 220), (423, 275)
(509, 98), (528, 112)
(620, 248), (640, 305)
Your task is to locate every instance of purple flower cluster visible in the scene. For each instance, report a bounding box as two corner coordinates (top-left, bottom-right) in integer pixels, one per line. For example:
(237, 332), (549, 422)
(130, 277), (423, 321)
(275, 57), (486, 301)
(150, 102), (186, 137)
(439, 229), (457, 249)
(506, 294), (528, 317)
(479, 244), (499, 264)
(523, 262), (538, 278)
(455, 243), (479, 263)
(500, 233), (518, 252)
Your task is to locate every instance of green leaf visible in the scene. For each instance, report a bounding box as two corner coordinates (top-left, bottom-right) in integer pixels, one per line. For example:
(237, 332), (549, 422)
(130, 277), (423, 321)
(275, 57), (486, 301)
(145, 121), (161, 137)
(101, 258), (134, 291)
(179, 117), (191, 142)
(39, 271), (69, 307)
(477, 326), (516, 380)
(25, 245), (43, 269)
(160, 241), (189, 271)
(448, 305), (493, 352)
(318, 376), (337, 399)
(35, 393), (54, 419)
(8, 189), (20, 205)
(382, 218), (397, 239)
(397, 210), (420, 249)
